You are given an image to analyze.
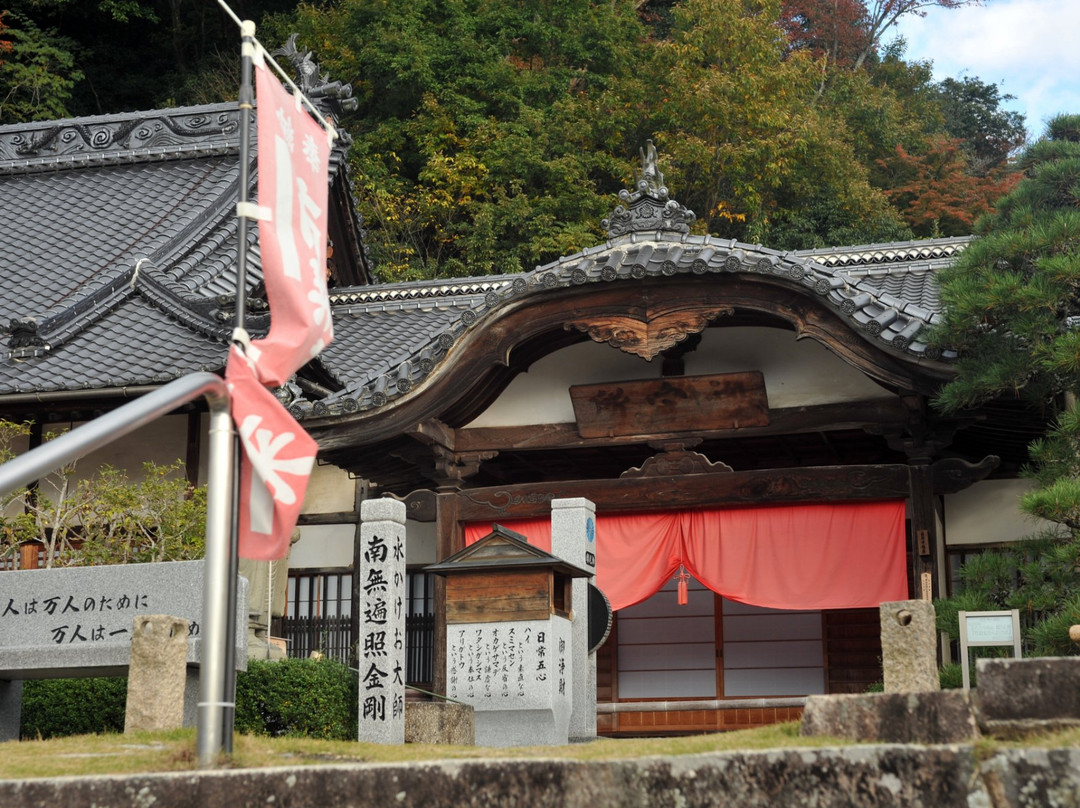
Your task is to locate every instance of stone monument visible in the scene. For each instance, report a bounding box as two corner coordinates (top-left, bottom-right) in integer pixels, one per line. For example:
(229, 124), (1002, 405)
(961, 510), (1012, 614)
(124, 614), (190, 733)
(0, 560), (247, 740)
(356, 498), (407, 744)
(427, 525), (590, 746)
(880, 599), (940, 693)
(549, 497), (597, 742)
(238, 529), (298, 660)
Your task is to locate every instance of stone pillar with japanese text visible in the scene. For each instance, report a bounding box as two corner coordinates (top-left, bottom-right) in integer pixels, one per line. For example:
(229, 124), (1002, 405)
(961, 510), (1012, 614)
(356, 498), (407, 744)
(550, 497), (596, 741)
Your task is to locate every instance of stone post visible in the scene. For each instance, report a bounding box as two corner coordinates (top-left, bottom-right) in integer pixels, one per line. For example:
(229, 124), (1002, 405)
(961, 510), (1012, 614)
(880, 599), (940, 693)
(550, 497), (596, 741)
(0, 681), (21, 742)
(357, 498), (407, 744)
(124, 615), (190, 733)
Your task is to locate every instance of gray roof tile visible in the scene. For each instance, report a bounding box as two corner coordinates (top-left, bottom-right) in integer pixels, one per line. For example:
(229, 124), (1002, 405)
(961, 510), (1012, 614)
(0, 298), (226, 395)
(0, 103), (966, 408)
(307, 233), (965, 418)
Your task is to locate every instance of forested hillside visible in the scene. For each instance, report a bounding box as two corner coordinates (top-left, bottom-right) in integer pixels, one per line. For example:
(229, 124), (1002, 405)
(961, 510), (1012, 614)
(1, 0), (1026, 280)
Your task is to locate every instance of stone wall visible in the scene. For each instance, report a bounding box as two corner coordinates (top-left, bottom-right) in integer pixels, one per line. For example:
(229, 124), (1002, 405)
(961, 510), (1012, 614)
(1, 746), (1078, 807)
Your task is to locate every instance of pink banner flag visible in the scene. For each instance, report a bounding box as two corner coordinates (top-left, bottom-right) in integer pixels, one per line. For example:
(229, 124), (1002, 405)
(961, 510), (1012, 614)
(227, 347), (317, 561)
(248, 55), (334, 386)
(223, 57), (335, 560)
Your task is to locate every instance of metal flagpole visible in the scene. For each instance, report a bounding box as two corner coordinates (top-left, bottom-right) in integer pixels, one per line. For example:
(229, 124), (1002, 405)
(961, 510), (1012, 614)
(202, 0), (258, 763)
(210, 0), (340, 761)
(222, 14), (258, 756)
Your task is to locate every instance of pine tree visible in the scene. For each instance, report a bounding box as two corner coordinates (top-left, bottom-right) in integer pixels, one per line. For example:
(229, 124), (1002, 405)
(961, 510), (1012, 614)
(932, 114), (1080, 413)
(931, 115), (1080, 658)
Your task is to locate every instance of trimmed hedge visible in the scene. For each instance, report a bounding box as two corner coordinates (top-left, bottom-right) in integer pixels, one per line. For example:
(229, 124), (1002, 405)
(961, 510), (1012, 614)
(19, 657), (357, 741)
(235, 658), (357, 740)
(20, 677), (128, 739)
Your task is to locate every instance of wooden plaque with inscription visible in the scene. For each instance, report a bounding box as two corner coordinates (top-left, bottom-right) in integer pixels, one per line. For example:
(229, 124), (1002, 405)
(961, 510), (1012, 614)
(569, 372), (769, 438)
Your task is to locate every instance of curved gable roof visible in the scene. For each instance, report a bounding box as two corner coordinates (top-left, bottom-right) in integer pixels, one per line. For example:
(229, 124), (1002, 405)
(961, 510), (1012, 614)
(296, 232), (964, 434)
(0, 112), (960, 435)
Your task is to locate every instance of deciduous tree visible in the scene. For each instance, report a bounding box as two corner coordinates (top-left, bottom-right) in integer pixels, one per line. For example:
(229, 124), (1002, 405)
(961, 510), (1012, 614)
(0, 422), (206, 568)
(0, 12), (82, 123)
(934, 75), (1027, 172)
(645, 0), (908, 246)
(876, 135), (1019, 236)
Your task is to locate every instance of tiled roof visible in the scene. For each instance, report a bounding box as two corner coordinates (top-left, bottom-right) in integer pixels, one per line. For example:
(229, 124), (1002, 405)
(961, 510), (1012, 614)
(0, 298), (228, 395)
(295, 233), (967, 419)
(0, 106), (966, 414)
(0, 100), (354, 398)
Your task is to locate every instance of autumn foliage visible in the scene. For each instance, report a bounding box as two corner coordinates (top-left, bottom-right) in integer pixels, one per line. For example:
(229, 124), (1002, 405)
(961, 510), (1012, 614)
(878, 136), (1021, 236)
(1, 0), (1025, 278)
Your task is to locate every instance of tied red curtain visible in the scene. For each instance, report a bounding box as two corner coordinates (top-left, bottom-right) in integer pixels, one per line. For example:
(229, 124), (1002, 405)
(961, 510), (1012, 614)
(464, 501), (907, 611)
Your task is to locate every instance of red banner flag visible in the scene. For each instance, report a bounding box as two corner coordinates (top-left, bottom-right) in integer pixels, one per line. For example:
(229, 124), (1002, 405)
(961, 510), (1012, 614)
(224, 55), (335, 560)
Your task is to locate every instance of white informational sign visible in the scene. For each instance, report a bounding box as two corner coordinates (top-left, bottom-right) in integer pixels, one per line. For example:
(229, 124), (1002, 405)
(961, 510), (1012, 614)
(958, 609), (1022, 691)
(964, 614), (1015, 644)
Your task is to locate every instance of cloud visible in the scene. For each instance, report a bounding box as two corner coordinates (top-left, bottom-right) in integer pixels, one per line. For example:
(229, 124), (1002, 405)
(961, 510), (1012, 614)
(892, 0), (1080, 133)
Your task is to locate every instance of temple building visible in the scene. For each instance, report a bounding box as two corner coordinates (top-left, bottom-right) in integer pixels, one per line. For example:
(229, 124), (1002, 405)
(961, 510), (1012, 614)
(0, 56), (1047, 734)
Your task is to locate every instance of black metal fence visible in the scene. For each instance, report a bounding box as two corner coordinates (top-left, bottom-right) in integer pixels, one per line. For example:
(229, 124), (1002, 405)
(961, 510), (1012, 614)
(283, 568), (436, 687)
(285, 613), (352, 662)
(406, 613), (434, 686)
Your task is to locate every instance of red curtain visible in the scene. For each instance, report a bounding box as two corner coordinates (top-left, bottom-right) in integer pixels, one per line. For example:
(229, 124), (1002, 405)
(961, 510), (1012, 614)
(464, 501), (907, 612)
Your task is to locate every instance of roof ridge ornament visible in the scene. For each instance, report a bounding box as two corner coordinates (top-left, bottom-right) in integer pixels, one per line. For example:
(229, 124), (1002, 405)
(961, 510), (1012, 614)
(273, 34), (358, 137)
(602, 140), (696, 239)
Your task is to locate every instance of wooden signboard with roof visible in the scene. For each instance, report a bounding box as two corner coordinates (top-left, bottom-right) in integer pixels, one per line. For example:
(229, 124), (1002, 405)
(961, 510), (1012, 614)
(427, 524), (590, 624)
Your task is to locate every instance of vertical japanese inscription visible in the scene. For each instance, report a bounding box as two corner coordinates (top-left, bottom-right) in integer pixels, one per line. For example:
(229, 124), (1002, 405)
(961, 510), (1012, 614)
(356, 499), (406, 744)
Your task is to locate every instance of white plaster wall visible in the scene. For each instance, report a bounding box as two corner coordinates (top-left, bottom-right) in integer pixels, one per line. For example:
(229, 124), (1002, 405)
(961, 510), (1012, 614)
(686, 328), (892, 408)
(467, 327), (892, 428)
(301, 462), (356, 514)
(19, 415), (192, 504)
(289, 517), (437, 570)
(290, 523), (354, 568)
(1, 428), (30, 519)
(71, 414), (189, 480)
(406, 519), (437, 565)
(943, 478), (1057, 546)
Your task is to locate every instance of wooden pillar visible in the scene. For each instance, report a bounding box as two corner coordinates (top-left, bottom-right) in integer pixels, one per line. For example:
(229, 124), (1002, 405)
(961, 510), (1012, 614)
(185, 409), (202, 487)
(432, 491), (461, 697)
(19, 542), (39, 570)
(908, 462), (939, 603)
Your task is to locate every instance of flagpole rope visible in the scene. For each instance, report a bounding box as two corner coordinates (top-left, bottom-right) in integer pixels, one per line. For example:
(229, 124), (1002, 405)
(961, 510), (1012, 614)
(216, 0), (339, 142)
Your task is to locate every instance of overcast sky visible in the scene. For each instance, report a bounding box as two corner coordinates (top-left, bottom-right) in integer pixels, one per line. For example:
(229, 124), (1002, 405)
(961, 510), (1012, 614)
(891, 0), (1080, 139)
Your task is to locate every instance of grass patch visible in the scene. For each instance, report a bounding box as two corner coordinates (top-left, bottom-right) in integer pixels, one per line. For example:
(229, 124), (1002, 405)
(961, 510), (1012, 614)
(0, 722), (826, 780)
(3, 722), (1079, 781)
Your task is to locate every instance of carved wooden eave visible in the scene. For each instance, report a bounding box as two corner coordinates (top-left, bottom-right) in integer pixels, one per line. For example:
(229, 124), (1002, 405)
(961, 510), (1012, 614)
(621, 448), (734, 478)
(931, 455), (1000, 493)
(307, 278), (952, 454)
(456, 464), (916, 521)
(454, 457), (997, 524)
(399, 451), (1001, 526)
(566, 305), (732, 360)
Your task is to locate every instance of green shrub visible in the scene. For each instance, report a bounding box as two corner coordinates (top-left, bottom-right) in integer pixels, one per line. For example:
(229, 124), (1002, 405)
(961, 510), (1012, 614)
(234, 657), (358, 740)
(20, 677), (127, 739)
(19, 657), (359, 741)
(938, 662), (964, 689)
